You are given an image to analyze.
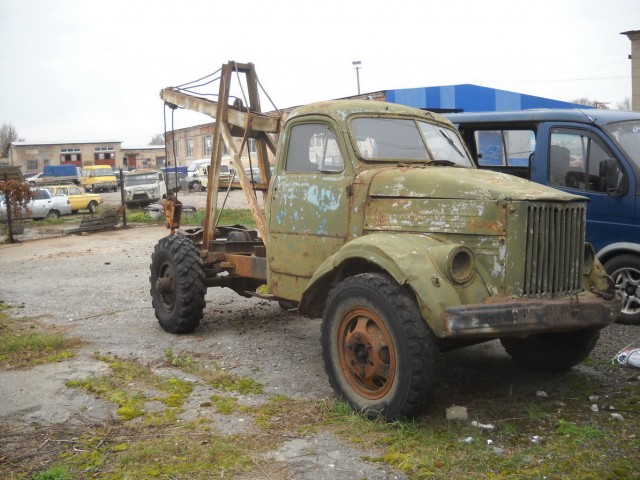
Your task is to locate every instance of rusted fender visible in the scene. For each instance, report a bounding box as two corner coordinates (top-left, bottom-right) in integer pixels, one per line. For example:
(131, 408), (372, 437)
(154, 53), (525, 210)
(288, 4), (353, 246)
(300, 232), (493, 337)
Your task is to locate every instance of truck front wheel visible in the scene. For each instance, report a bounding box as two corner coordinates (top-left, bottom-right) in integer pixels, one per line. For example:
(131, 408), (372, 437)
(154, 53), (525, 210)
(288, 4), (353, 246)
(321, 273), (438, 419)
(500, 329), (600, 371)
(150, 235), (206, 334)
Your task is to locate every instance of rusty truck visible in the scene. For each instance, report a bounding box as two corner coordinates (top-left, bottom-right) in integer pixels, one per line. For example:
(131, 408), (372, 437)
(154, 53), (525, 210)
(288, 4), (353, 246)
(150, 62), (621, 419)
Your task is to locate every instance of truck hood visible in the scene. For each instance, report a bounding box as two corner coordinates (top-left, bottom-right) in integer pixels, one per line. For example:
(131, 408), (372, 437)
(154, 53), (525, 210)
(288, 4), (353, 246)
(365, 166), (584, 202)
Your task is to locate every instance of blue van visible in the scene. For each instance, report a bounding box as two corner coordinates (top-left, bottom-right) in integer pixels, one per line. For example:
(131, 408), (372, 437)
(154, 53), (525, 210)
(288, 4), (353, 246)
(446, 109), (640, 324)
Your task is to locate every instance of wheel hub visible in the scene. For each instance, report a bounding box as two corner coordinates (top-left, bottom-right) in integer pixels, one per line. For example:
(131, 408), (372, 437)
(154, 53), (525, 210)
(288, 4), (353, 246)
(338, 308), (396, 399)
(612, 267), (640, 314)
(156, 261), (176, 310)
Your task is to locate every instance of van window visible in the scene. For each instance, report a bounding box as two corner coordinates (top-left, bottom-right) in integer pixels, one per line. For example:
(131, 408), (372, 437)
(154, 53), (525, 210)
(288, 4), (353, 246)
(549, 128), (623, 193)
(474, 130), (535, 167)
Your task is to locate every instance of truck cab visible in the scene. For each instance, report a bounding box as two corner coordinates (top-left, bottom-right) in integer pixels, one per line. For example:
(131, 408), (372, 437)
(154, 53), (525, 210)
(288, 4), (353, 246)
(446, 109), (640, 324)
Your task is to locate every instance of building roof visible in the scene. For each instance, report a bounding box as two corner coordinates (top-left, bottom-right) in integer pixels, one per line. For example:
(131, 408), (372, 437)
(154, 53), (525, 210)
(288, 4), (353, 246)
(385, 84), (592, 113)
(12, 140), (122, 147)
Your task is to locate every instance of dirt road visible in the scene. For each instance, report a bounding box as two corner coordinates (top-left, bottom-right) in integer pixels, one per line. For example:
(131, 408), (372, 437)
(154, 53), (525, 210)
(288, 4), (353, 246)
(0, 224), (638, 478)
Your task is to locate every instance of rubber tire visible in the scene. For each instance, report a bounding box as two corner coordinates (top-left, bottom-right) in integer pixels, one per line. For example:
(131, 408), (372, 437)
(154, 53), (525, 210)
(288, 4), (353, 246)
(321, 272), (439, 420)
(149, 235), (206, 334)
(88, 201), (98, 214)
(46, 210), (61, 219)
(603, 254), (640, 325)
(500, 329), (600, 372)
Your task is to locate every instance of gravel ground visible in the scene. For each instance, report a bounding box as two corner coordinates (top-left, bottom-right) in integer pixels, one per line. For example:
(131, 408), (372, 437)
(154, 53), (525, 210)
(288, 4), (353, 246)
(1, 191), (639, 477)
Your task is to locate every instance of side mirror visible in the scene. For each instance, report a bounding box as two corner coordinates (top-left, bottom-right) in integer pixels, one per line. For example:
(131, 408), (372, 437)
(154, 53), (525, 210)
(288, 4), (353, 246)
(599, 159), (628, 196)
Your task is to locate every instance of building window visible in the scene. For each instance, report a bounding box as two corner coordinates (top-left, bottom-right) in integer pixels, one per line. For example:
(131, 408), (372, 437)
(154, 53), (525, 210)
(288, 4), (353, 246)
(43, 159), (50, 168)
(60, 148), (82, 162)
(204, 136), (212, 156)
(94, 147), (115, 161)
(27, 160), (38, 171)
(186, 138), (194, 158)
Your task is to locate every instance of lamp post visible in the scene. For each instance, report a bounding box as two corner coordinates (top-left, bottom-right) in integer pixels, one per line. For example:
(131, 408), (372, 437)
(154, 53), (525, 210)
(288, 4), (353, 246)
(352, 61), (361, 95)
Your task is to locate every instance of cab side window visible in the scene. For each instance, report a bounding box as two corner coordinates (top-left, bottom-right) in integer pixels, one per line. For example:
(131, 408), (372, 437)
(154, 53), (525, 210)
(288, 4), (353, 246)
(285, 124), (344, 173)
(549, 129), (623, 193)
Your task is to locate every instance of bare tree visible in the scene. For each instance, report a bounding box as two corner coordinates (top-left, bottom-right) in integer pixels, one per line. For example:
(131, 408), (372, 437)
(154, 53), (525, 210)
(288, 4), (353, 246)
(0, 122), (23, 157)
(616, 97), (633, 111)
(571, 98), (610, 110)
(149, 133), (165, 145)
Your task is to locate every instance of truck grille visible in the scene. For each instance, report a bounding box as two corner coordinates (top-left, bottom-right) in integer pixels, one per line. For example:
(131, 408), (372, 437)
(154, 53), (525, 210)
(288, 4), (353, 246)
(523, 203), (585, 298)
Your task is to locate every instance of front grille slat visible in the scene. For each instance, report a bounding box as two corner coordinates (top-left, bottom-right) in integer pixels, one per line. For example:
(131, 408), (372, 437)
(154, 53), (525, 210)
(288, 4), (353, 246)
(523, 203), (585, 298)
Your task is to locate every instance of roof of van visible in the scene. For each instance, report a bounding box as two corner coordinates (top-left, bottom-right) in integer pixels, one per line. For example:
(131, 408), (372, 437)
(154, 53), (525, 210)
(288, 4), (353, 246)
(445, 109), (640, 126)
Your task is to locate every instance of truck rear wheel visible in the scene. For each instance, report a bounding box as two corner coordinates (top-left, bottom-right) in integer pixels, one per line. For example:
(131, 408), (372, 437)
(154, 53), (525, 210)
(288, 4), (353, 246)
(150, 235), (206, 334)
(500, 329), (600, 371)
(603, 254), (640, 325)
(321, 273), (438, 419)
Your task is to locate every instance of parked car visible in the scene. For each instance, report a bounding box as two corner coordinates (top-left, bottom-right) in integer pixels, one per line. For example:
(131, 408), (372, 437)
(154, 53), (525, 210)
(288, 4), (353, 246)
(81, 165), (118, 192)
(43, 184), (102, 214)
(166, 171), (189, 192)
(25, 172), (45, 187)
(0, 188), (72, 220)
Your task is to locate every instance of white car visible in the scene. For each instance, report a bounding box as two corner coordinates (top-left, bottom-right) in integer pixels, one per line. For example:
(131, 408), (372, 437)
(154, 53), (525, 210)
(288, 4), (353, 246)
(0, 188), (72, 220)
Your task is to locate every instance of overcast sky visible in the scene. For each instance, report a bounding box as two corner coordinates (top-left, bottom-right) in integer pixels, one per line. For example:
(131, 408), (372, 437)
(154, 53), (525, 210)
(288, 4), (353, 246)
(1, 0), (638, 147)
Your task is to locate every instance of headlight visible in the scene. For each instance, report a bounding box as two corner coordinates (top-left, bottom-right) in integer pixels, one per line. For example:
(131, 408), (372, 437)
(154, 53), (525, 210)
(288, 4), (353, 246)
(448, 247), (475, 284)
(429, 244), (476, 285)
(583, 243), (595, 275)
(149, 189), (155, 195)
(126, 191), (131, 197)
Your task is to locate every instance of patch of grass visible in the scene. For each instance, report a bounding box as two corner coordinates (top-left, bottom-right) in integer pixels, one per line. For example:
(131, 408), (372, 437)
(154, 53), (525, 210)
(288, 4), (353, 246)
(124, 207), (257, 228)
(0, 304), (79, 369)
(66, 353), (194, 422)
(165, 349), (263, 394)
(210, 394), (239, 414)
(29, 463), (73, 480)
(321, 392), (640, 480)
(250, 394), (326, 435)
(40, 217), (66, 226)
(554, 418), (605, 443)
(45, 423), (271, 479)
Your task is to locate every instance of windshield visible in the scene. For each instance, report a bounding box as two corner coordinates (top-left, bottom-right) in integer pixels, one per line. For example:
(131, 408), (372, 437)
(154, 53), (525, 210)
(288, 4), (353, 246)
(90, 168), (114, 177)
(351, 117), (472, 167)
(603, 120), (640, 168)
(125, 173), (159, 186)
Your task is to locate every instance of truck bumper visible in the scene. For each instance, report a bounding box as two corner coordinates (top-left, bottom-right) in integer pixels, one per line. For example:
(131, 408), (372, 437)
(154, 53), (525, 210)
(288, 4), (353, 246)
(442, 291), (621, 338)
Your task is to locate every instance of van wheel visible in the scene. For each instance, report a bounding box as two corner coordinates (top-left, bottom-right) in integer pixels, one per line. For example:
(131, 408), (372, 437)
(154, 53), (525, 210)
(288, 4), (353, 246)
(88, 201), (98, 214)
(500, 329), (600, 371)
(46, 210), (61, 219)
(321, 273), (438, 420)
(150, 235), (206, 334)
(603, 254), (640, 325)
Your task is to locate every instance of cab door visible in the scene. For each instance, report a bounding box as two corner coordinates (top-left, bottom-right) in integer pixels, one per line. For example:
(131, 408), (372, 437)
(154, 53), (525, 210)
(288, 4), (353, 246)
(268, 118), (353, 301)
